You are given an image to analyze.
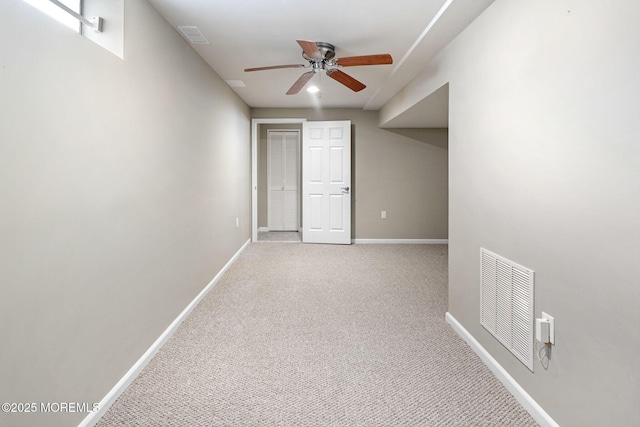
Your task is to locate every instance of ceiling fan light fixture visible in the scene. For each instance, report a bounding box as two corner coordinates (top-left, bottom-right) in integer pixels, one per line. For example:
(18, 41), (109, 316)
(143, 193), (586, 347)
(307, 85), (320, 93)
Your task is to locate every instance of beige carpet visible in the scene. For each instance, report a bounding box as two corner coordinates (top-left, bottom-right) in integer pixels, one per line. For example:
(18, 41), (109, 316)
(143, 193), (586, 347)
(97, 243), (538, 426)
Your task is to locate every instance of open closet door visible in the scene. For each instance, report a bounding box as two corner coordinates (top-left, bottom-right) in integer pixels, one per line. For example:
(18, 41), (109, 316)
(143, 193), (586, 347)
(302, 121), (351, 244)
(268, 130), (300, 231)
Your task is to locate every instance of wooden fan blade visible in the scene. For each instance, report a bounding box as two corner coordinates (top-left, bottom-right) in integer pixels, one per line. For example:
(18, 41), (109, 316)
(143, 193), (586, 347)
(286, 71), (316, 95)
(334, 54), (393, 67)
(326, 69), (366, 92)
(244, 64), (305, 72)
(296, 40), (322, 59)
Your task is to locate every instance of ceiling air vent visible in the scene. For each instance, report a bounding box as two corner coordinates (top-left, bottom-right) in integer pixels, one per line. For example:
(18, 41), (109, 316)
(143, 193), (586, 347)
(225, 80), (246, 88)
(177, 26), (209, 44)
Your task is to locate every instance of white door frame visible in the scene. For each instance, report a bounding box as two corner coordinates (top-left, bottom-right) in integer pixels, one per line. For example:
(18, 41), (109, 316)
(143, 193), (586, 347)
(251, 118), (306, 242)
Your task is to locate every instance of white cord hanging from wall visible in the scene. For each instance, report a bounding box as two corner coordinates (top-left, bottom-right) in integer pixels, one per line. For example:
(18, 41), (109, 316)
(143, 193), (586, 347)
(536, 342), (550, 370)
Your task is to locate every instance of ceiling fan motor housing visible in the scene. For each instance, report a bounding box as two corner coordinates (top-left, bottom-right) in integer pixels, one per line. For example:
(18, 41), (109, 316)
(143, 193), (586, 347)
(302, 42), (336, 65)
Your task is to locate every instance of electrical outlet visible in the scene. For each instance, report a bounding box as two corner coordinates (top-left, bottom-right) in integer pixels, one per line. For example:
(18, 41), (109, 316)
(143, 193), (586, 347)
(381, 211), (387, 219)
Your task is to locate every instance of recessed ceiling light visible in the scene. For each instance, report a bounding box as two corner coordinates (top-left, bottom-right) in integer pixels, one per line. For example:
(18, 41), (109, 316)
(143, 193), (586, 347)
(307, 85), (320, 93)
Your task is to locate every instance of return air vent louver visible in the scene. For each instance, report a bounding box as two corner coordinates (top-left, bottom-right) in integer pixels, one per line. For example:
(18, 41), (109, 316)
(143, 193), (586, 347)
(480, 248), (534, 371)
(177, 26), (209, 44)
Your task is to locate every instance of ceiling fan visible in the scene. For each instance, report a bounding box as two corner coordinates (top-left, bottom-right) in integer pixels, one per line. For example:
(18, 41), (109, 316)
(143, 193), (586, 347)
(244, 40), (393, 95)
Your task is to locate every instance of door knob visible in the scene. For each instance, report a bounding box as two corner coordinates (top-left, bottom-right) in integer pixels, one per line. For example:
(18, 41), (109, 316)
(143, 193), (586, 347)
(341, 186), (350, 193)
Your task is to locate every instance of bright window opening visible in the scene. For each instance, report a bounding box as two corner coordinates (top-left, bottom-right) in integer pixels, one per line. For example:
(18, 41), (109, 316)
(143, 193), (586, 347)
(23, 0), (82, 33)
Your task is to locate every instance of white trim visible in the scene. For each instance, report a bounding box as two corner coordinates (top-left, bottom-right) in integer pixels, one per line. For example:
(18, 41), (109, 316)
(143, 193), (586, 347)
(352, 239), (448, 244)
(251, 118), (307, 243)
(79, 239), (251, 427)
(445, 312), (559, 427)
(258, 227), (270, 232)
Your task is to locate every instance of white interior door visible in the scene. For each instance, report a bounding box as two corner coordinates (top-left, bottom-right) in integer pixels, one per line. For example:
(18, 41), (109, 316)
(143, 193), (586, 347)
(302, 121), (351, 244)
(268, 130), (299, 231)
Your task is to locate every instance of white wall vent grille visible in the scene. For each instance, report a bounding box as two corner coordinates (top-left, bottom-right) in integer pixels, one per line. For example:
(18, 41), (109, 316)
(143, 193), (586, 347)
(480, 248), (534, 371)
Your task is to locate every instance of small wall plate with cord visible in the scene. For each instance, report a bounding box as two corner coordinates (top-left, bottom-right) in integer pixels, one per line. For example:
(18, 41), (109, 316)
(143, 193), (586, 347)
(536, 318), (550, 343)
(541, 312), (555, 345)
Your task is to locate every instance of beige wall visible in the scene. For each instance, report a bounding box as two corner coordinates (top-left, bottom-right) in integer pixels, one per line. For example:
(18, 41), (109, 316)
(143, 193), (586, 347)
(0, 2), (250, 426)
(253, 109), (448, 240)
(382, 1), (640, 425)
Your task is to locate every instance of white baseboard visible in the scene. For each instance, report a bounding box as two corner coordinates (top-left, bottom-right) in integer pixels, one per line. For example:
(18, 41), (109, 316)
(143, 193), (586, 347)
(352, 239), (448, 244)
(445, 312), (559, 427)
(258, 227), (270, 232)
(79, 239), (251, 427)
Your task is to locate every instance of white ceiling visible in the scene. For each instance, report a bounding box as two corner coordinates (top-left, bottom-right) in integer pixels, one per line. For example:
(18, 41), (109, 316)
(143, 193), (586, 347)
(146, 0), (494, 127)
